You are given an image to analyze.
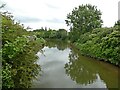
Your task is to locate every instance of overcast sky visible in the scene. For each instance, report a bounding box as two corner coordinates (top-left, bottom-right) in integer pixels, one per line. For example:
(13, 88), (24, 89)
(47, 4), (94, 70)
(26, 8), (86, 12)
(0, 0), (119, 30)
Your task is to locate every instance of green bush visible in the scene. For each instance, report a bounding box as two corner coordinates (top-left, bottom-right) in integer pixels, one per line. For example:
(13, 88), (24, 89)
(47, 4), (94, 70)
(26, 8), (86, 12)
(75, 27), (120, 66)
(1, 12), (45, 88)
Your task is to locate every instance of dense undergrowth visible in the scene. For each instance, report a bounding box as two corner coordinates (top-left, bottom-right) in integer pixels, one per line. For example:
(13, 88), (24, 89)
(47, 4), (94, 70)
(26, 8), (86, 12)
(75, 26), (120, 66)
(1, 12), (45, 88)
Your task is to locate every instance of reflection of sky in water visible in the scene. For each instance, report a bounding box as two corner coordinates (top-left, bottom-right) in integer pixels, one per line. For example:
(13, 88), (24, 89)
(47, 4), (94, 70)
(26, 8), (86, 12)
(80, 74), (107, 88)
(36, 46), (70, 65)
(33, 46), (108, 88)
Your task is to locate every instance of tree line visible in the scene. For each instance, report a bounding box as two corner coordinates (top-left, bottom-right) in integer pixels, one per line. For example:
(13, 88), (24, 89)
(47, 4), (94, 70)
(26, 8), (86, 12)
(32, 28), (68, 40)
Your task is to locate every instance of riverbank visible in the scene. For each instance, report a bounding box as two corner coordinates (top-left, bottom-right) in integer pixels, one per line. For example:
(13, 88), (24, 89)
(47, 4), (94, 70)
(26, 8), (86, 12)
(73, 27), (120, 67)
(1, 12), (46, 88)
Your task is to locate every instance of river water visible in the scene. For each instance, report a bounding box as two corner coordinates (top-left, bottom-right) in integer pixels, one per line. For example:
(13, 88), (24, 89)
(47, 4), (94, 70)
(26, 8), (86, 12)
(32, 40), (119, 89)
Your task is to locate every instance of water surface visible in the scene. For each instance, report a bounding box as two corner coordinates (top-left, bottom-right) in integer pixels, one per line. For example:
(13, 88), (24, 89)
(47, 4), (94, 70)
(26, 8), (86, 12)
(32, 40), (119, 89)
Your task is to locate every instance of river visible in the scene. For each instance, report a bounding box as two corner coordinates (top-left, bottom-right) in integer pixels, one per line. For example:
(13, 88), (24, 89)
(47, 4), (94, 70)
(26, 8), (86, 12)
(32, 40), (119, 89)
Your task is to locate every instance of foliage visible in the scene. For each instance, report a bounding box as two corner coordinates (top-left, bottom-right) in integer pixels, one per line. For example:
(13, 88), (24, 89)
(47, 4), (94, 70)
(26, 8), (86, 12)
(75, 27), (120, 66)
(1, 12), (45, 88)
(33, 28), (68, 40)
(114, 20), (120, 26)
(2, 62), (14, 88)
(2, 36), (28, 62)
(65, 4), (103, 42)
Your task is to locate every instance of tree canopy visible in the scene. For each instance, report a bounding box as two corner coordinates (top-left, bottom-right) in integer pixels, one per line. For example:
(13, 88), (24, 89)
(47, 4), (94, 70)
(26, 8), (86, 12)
(65, 4), (103, 42)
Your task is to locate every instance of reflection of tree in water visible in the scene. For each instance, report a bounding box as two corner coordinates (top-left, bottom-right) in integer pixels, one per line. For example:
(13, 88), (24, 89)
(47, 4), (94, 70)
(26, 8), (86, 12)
(46, 39), (68, 51)
(64, 50), (97, 85)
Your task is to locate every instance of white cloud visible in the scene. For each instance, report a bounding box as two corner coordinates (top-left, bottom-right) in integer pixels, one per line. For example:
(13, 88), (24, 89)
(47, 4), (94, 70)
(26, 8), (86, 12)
(1, 0), (119, 30)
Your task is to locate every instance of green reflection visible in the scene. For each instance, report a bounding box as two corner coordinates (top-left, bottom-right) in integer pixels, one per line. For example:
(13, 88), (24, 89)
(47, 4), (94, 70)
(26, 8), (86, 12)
(64, 47), (119, 89)
(65, 50), (97, 85)
(45, 39), (68, 51)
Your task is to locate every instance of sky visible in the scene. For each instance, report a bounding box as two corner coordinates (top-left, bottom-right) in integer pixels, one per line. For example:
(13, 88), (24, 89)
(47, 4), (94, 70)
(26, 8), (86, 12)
(0, 0), (119, 30)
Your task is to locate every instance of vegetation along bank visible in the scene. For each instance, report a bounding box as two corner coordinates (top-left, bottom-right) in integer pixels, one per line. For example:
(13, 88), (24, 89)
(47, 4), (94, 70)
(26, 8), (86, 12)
(1, 3), (120, 89)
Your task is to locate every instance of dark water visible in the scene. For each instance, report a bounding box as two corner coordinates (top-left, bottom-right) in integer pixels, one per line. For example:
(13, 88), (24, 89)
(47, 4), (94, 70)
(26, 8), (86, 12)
(32, 40), (119, 89)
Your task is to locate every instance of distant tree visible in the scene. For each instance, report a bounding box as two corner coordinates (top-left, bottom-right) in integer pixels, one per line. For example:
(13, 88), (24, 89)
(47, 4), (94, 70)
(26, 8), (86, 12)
(26, 26), (32, 30)
(65, 4), (103, 42)
(57, 29), (67, 40)
(114, 20), (120, 28)
(44, 27), (47, 31)
(114, 20), (120, 31)
(0, 4), (6, 9)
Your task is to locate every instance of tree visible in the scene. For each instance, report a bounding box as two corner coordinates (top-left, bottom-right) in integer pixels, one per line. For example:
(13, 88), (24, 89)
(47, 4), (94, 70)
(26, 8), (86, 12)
(114, 20), (120, 30)
(65, 4), (103, 42)
(0, 4), (6, 9)
(57, 29), (67, 40)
